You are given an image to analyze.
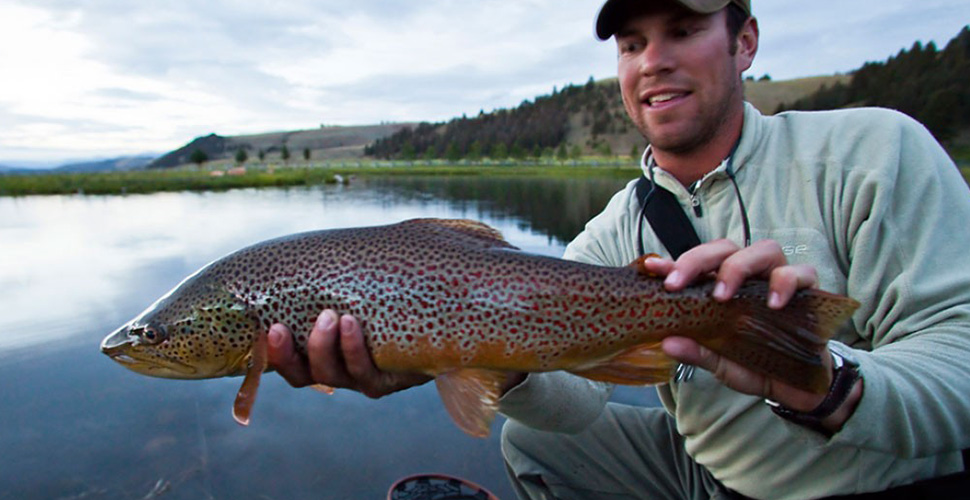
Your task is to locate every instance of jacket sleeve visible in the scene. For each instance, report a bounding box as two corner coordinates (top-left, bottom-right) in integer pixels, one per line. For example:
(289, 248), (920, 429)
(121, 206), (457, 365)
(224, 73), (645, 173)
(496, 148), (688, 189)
(497, 182), (640, 432)
(832, 111), (970, 457)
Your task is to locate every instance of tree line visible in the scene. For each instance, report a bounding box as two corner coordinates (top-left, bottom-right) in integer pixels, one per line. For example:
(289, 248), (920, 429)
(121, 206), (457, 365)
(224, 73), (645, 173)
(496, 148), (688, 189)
(777, 26), (970, 143)
(365, 77), (631, 160)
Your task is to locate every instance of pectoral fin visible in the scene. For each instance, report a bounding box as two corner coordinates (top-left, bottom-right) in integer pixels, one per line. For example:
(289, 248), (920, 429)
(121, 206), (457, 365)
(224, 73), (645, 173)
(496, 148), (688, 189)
(233, 331), (269, 426)
(434, 369), (507, 438)
(569, 342), (677, 385)
(629, 253), (663, 277)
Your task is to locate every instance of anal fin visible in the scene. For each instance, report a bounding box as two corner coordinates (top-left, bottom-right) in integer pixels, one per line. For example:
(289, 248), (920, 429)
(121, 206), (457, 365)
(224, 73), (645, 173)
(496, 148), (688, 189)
(569, 342), (677, 385)
(233, 331), (268, 426)
(434, 369), (507, 438)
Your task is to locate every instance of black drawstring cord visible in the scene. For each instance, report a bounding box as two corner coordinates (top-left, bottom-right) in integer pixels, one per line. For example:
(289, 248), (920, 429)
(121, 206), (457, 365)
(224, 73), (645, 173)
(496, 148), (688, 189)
(636, 162), (658, 257)
(725, 163), (752, 247)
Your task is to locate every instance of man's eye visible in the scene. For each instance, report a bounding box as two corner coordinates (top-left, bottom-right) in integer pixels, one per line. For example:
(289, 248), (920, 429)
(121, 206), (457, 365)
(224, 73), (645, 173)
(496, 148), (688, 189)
(674, 25), (701, 38)
(619, 41), (643, 53)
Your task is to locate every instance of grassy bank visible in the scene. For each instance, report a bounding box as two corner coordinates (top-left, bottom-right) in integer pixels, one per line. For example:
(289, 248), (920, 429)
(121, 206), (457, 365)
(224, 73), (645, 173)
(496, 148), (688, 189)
(5, 153), (968, 197)
(0, 161), (640, 197)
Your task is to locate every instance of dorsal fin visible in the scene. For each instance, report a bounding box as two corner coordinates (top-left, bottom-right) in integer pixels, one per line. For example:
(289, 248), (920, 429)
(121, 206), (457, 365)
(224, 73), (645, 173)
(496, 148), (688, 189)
(405, 218), (517, 249)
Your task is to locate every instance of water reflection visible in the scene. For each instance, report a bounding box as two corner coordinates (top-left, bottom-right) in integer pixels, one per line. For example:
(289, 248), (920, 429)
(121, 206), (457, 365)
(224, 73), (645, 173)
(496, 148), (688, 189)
(360, 175), (631, 244)
(0, 175), (655, 500)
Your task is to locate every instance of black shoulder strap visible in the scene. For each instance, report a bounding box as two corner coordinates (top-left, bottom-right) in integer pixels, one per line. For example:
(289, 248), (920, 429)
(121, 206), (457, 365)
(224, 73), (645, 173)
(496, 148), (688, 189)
(636, 174), (701, 259)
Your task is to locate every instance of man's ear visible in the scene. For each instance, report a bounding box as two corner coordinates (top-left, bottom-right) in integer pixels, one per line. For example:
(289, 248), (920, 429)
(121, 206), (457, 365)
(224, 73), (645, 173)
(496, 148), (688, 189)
(735, 16), (759, 73)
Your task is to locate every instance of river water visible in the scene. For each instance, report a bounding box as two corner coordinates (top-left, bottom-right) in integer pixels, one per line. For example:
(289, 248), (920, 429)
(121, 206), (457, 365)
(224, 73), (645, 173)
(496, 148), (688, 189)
(0, 174), (659, 499)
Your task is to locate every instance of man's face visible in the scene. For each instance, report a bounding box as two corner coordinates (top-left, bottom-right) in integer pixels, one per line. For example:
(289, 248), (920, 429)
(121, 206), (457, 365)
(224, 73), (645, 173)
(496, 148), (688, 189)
(616, 5), (755, 156)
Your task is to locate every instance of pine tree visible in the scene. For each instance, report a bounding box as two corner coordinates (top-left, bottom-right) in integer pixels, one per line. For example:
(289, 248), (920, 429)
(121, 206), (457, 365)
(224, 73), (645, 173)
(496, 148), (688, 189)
(234, 148), (248, 165)
(190, 148), (208, 167)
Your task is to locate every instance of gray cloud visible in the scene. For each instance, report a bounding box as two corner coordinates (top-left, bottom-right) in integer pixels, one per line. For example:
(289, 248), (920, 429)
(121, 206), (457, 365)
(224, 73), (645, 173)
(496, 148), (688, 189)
(750, 1), (970, 79)
(318, 35), (616, 124)
(5, 0), (970, 162)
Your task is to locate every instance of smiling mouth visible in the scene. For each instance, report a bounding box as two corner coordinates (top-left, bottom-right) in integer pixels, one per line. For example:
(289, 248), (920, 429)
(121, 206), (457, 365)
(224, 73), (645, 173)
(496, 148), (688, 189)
(644, 91), (690, 107)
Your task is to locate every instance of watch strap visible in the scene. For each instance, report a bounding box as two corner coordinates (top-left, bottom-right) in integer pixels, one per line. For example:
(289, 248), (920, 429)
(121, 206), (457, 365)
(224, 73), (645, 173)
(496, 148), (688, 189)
(767, 352), (860, 434)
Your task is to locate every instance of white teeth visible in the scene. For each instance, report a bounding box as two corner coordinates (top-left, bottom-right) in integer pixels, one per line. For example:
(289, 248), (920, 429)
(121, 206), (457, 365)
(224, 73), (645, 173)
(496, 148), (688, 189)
(648, 93), (681, 105)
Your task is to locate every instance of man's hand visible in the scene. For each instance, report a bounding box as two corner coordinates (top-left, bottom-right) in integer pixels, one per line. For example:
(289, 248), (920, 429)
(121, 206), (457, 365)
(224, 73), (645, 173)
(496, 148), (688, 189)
(642, 239), (862, 432)
(267, 310), (432, 399)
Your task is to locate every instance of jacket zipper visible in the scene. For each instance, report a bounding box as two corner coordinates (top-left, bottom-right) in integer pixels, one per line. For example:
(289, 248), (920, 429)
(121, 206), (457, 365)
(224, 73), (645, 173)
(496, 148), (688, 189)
(690, 194), (703, 217)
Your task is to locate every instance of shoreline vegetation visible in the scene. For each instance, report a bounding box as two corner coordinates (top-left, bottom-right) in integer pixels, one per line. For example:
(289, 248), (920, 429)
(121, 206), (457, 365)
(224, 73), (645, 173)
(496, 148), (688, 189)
(2, 152), (968, 197)
(0, 159), (642, 197)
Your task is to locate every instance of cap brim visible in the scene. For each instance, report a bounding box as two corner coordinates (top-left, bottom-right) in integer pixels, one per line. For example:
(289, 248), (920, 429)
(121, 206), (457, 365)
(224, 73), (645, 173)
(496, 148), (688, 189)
(595, 0), (627, 40)
(595, 0), (747, 40)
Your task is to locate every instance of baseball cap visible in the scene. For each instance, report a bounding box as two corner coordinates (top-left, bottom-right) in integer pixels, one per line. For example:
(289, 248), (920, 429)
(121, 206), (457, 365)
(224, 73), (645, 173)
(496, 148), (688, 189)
(595, 0), (752, 40)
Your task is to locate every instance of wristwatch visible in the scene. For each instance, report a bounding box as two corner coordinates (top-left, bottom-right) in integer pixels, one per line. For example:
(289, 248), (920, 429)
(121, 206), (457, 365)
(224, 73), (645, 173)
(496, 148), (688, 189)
(766, 347), (861, 435)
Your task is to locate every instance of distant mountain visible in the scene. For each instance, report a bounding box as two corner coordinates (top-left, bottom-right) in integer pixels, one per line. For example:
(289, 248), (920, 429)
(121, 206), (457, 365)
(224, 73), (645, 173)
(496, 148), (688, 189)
(53, 154), (156, 173)
(0, 165), (21, 174)
(0, 164), (51, 175)
(0, 155), (157, 175)
(149, 123), (414, 169)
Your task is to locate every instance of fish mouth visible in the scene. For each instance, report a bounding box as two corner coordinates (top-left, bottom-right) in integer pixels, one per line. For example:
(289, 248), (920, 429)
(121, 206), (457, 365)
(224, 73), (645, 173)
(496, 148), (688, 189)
(101, 326), (199, 378)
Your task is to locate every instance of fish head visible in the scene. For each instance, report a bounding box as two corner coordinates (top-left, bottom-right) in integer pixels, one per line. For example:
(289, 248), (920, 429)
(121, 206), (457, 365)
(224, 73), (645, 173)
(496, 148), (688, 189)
(101, 277), (261, 380)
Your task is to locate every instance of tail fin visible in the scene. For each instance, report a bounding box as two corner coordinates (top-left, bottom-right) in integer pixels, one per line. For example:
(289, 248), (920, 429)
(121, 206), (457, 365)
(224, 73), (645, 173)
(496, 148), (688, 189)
(702, 283), (859, 394)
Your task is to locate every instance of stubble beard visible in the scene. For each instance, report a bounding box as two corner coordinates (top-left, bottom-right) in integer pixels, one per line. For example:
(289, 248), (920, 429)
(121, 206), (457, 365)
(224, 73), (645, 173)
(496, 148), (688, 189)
(629, 72), (743, 157)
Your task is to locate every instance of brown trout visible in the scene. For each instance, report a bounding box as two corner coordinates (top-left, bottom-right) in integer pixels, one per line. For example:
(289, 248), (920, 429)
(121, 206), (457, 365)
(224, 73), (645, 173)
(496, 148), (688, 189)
(101, 218), (859, 437)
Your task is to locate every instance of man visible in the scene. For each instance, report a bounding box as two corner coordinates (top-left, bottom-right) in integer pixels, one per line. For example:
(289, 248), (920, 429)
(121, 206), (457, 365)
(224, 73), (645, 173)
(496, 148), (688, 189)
(269, 0), (970, 498)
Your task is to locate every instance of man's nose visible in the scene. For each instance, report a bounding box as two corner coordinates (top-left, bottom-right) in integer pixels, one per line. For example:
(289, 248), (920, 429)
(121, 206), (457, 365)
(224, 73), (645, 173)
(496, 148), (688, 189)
(638, 39), (676, 77)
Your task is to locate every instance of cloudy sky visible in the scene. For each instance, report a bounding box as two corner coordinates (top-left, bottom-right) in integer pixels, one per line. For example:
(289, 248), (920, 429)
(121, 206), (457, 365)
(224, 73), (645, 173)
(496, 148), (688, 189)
(1, 0), (968, 166)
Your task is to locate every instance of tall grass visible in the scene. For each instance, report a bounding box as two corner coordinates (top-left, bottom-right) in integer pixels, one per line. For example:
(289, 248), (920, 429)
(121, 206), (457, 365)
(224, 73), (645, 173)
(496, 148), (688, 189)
(0, 162), (639, 197)
(5, 150), (966, 197)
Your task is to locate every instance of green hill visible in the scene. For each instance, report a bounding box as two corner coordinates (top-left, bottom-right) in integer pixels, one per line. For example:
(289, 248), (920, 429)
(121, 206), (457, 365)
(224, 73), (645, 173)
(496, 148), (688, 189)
(149, 123), (414, 169)
(365, 74), (846, 162)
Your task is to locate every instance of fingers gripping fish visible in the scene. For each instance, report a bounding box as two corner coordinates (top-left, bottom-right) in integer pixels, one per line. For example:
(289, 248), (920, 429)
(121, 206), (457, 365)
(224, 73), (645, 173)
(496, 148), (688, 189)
(101, 219), (859, 437)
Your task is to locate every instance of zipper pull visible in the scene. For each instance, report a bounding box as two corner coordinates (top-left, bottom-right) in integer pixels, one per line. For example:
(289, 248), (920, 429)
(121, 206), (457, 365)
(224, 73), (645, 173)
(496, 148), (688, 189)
(690, 195), (703, 217)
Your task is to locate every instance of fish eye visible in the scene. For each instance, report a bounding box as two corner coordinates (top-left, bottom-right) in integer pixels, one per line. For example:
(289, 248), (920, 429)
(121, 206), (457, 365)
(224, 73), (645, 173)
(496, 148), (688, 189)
(132, 324), (167, 344)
